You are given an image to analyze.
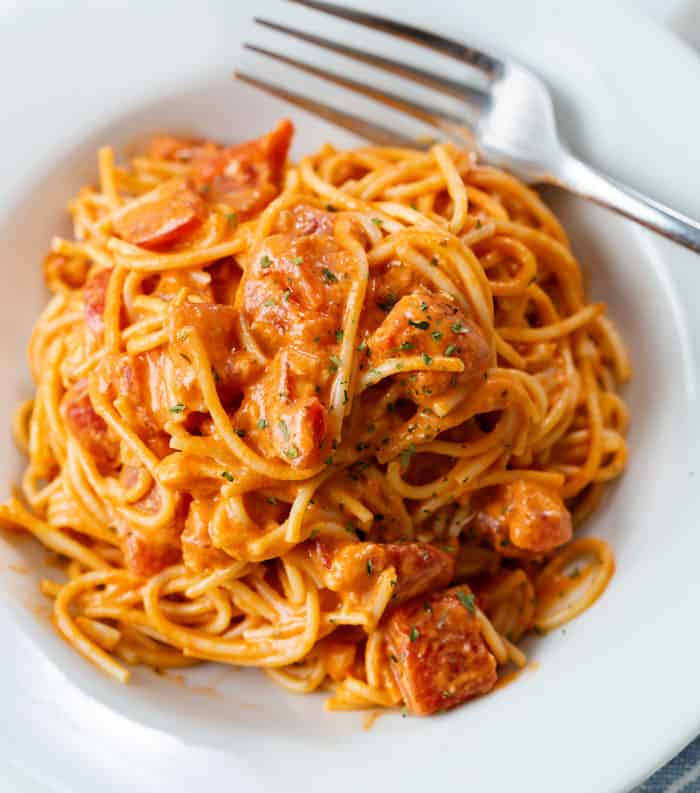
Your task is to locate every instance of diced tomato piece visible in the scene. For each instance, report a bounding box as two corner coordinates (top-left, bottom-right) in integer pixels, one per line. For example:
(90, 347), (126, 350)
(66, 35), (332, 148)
(120, 488), (187, 576)
(84, 267), (112, 336)
(386, 586), (497, 715)
(238, 349), (329, 469)
(472, 479), (572, 555)
(368, 289), (491, 405)
(191, 119), (294, 219)
(182, 499), (232, 573)
(112, 178), (208, 249)
(123, 531), (182, 578)
(238, 204), (349, 354)
(307, 539), (453, 602)
(96, 354), (170, 457)
(62, 380), (119, 472)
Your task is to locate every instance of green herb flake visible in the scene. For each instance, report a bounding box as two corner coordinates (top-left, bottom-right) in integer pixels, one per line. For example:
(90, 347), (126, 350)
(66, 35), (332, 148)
(377, 293), (398, 313)
(169, 403), (186, 414)
(367, 559), (374, 576)
(371, 217), (384, 226)
(266, 496), (278, 505)
(234, 428), (246, 438)
(175, 329), (189, 342)
(399, 443), (417, 470)
(335, 328), (344, 343)
(409, 626), (420, 642)
(322, 268), (338, 284)
(283, 288), (292, 302)
(257, 419), (268, 429)
(408, 319), (430, 330)
(329, 355), (341, 373)
(444, 344), (457, 357)
(451, 321), (470, 334)
(422, 353), (433, 366)
(220, 470), (234, 482)
(456, 590), (476, 615)
(431, 331), (443, 341)
(285, 446), (299, 459)
(398, 341), (414, 351)
(292, 256), (304, 265)
(260, 255), (273, 269)
(224, 211), (238, 226)
(263, 299), (276, 308)
(278, 420), (289, 440)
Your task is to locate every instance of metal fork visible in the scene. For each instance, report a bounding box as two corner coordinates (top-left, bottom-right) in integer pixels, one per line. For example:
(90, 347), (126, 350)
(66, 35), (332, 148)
(237, 0), (700, 253)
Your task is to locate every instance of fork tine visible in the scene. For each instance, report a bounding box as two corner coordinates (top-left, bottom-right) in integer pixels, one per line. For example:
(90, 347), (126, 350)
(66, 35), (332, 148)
(286, 0), (504, 80)
(253, 17), (490, 110)
(234, 71), (427, 148)
(244, 43), (476, 145)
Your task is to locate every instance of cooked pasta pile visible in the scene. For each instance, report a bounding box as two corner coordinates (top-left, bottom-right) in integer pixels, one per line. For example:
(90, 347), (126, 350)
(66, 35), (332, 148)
(0, 119), (630, 715)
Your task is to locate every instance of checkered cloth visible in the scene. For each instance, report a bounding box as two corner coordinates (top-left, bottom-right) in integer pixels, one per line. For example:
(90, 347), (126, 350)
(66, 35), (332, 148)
(637, 740), (700, 792)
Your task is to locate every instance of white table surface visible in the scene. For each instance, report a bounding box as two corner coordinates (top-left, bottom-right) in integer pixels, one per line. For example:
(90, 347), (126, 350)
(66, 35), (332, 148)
(0, 1), (697, 791)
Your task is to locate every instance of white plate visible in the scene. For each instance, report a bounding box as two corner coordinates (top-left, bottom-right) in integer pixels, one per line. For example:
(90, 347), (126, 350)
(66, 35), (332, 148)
(1, 2), (699, 792)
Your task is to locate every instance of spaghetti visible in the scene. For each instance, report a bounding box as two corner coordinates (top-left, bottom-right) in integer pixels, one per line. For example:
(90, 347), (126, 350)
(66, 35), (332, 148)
(0, 119), (630, 715)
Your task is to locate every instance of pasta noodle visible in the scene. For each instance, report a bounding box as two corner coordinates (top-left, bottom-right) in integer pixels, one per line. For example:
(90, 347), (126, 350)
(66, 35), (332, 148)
(0, 120), (630, 716)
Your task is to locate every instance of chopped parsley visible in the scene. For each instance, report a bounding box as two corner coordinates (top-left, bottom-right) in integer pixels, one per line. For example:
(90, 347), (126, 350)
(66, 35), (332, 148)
(377, 293), (398, 313)
(367, 559), (374, 575)
(169, 403), (185, 414)
(408, 319), (430, 330)
(451, 321), (470, 334)
(224, 211), (238, 226)
(266, 496), (278, 505)
(444, 344), (457, 357)
(456, 590), (476, 615)
(220, 471), (234, 482)
(257, 419), (268, 429)
(431, 331), (443, 341)
(329, 355), (341, 373)
(420, 301), (428, 312)
(260, 255), (272, 269)
(175, 329), (189, 342)
(234, 428), (246, 438)
(285, 446), (299, 459)
(409, 626), (420, 642)
(335, 328), (344, 343)
(291, 256), (304, 265)
(322, 268), (338, 284)
(399, 443), (417, 470)
(283, 288), (292, 302)
(398, 341), (414, 351)
(263, 299), (276, 308)
(211, 367), (220, 382)
(423, 601), (433, 613)
(278, 420), (290, 441)
(422, 353), (433, 366)
(371, 217), (384, 226)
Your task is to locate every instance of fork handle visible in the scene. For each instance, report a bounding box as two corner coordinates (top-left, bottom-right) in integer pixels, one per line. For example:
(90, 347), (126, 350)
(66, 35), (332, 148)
(555, 154), (700, 253)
